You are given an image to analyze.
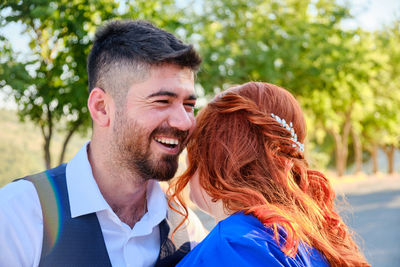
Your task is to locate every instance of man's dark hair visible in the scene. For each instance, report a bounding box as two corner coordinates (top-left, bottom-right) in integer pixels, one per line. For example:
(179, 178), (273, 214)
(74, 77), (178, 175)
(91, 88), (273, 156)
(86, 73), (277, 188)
(87, 19), (202, 94)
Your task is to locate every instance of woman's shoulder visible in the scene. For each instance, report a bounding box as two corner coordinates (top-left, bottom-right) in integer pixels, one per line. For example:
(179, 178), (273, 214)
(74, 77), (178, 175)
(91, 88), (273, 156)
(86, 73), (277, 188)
(217, 213), (287, 253)
(218, 213), (329, 266)
(177, 213), (281, 266)
(177, 213), (329, 267)
(217, 213), (268, 235)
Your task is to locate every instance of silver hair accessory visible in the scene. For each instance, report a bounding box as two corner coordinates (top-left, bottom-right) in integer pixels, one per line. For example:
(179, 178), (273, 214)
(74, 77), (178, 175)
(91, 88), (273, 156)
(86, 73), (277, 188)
(270, 113), (304, 152)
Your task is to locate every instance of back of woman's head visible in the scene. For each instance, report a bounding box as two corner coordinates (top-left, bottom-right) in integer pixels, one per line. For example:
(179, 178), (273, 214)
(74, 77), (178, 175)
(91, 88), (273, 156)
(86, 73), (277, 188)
(170, 82), (369, 267)
(185, 82), (308, 212)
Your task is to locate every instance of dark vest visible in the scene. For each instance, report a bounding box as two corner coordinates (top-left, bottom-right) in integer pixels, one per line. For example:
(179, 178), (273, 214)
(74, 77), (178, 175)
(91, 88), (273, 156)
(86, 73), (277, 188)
(22, 164), (191, 266)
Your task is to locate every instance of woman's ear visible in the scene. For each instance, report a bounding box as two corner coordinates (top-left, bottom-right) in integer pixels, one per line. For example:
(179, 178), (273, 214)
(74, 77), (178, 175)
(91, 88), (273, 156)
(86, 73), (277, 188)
(88, 88), (111, 127)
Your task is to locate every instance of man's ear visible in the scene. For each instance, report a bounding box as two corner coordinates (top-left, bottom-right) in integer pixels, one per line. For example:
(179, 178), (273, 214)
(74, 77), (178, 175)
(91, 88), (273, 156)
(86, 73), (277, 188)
(88, 88), (111, 127)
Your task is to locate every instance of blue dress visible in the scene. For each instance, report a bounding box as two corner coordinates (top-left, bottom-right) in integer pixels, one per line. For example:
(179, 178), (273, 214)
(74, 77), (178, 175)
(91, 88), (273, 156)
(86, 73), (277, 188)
(177, 213), (329, 266)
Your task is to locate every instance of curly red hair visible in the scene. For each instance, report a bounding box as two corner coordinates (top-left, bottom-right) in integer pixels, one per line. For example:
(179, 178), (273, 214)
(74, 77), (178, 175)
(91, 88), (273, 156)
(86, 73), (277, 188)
(169, 82), (369, 266)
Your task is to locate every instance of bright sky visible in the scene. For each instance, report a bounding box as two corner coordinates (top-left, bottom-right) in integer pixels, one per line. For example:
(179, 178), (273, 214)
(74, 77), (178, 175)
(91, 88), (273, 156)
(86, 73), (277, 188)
(344, 0), (400, 30)
(1, 0), (400, 108)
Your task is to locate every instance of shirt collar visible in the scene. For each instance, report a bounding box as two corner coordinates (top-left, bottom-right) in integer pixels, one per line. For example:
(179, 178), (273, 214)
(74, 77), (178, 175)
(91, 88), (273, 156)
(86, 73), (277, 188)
(66, 141), (110, 218)
(66, 142), (168, 226)
(133, 180), (167, 235)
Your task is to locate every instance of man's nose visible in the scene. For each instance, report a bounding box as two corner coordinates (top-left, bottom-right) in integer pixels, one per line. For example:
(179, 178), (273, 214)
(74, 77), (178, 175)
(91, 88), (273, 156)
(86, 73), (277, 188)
(168, 105), (194, 131)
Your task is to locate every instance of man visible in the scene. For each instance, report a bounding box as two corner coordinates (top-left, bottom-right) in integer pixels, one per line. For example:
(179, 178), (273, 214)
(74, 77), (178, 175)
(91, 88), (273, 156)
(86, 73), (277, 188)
(0, 20), (207, 266)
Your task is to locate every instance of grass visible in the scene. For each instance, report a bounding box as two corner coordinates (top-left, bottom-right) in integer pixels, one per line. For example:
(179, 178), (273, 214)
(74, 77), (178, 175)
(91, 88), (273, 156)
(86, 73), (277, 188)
(0, 109), (89, 187)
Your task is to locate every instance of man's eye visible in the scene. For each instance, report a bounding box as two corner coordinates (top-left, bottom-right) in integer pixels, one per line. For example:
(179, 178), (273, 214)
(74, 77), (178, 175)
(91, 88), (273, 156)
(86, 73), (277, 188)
(184, 103), (195, 107)
(155, 100), (169, 104)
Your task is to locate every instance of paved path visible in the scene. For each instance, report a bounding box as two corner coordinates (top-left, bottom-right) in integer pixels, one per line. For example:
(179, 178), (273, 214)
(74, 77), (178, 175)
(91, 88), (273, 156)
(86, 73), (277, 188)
(194, 175), (400, 266)
(335, 175), (400, 267)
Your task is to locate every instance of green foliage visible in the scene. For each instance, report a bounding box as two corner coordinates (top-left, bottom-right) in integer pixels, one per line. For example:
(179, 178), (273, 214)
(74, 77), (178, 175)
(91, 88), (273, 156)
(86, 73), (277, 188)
(363, 20), (400, 149)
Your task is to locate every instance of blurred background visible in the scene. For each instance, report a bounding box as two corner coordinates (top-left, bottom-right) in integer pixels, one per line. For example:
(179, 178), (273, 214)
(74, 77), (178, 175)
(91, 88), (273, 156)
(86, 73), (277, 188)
(0, 0), (399, 266)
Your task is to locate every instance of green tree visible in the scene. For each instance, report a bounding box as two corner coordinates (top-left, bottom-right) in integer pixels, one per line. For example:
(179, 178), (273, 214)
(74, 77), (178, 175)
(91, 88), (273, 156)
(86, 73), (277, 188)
(184, 0), (316, 94)
(0, 0), (121, 168)
(364, 20), (400, 174)
(184, 0), (361, 175)
(309, 29), (385, 176)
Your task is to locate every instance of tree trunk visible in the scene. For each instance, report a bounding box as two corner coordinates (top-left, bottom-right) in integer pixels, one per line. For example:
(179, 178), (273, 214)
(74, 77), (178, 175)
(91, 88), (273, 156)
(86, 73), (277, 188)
(383, 145), (395, 174)
(41, 108), (53, 169)
(41, 125), (52, 169)
(370, 144), (379, 174)
(333, 132), (345, 177)
(351, 127), (363, 174)
(58, 121), (82, 165)
(331, 113), (352, 177)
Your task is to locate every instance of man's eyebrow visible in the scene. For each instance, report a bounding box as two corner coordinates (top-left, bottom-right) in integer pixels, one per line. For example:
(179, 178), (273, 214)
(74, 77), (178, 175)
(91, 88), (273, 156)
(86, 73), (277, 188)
(147, 90), (177, 98)
(147, 90), (197, 100)
(187, 94), (197, 101)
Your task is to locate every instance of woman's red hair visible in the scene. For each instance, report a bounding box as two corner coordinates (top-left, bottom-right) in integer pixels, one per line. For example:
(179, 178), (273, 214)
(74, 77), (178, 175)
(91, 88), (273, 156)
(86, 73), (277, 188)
(169, 82), (369, 266)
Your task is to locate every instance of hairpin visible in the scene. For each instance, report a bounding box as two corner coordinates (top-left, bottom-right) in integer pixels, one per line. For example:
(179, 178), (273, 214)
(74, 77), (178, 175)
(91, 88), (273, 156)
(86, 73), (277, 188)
(270, 113), (304, 152)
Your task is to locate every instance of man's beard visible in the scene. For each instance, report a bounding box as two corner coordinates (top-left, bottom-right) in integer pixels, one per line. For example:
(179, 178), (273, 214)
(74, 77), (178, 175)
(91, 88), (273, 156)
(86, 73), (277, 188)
(112, 111), (189, 182)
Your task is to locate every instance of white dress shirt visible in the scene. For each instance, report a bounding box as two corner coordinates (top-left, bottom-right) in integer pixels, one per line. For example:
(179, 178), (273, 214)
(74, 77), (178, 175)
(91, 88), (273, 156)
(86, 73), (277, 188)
(0, 142), (207, 267)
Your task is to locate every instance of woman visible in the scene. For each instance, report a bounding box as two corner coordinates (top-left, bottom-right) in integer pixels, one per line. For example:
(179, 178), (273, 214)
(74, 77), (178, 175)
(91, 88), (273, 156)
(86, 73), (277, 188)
(169, 82), (370, 266)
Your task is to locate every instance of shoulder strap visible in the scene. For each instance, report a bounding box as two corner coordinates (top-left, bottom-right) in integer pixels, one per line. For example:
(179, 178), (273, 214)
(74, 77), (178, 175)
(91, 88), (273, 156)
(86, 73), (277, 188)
(24, 169), (62, 259)
(23, 164), (112, 267)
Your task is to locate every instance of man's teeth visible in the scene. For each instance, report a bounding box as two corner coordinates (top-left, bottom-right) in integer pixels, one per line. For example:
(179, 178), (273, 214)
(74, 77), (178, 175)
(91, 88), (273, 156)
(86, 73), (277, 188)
(154, 137), (179, 145)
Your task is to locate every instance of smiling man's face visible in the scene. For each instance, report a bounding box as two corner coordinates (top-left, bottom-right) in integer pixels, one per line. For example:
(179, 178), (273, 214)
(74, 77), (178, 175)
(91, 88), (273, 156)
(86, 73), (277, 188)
(111, 64), (196, 181)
